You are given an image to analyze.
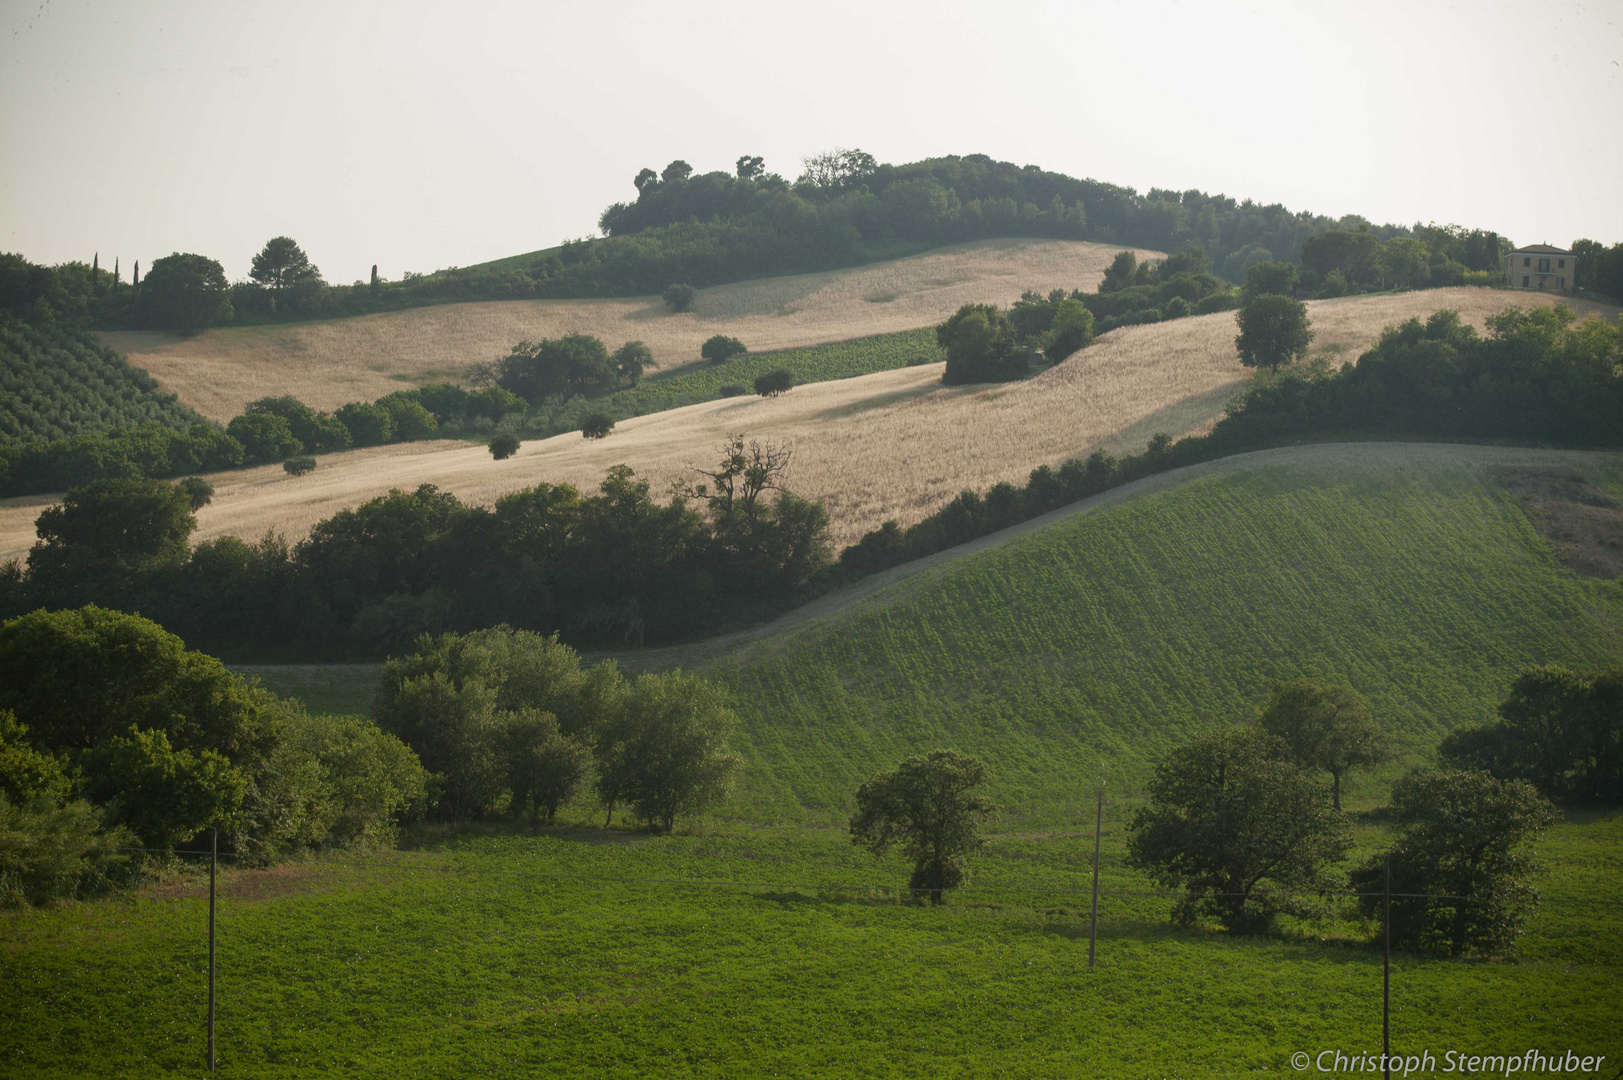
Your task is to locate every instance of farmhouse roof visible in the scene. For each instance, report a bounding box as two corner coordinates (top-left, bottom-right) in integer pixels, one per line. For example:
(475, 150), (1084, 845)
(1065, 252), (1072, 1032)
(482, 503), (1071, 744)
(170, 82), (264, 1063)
(1509, 243), (1572, 255)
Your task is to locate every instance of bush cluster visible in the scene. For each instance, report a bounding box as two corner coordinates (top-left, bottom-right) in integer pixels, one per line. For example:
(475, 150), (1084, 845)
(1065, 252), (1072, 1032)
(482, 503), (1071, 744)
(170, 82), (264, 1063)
(0, 606), (427, 905)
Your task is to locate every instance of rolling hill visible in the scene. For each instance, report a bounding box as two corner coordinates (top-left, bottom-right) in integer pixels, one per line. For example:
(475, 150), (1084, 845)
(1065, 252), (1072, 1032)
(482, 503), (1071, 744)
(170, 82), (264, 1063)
(97, 238), (1156, 422)
(4, 285), (1608, 563)
(649, 442), (1621, 823)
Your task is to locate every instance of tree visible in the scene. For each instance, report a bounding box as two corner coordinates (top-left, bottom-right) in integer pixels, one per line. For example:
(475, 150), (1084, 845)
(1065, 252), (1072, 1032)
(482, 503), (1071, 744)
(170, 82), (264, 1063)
(83, 725), (246, 850)
(1351, 768), (1555, 957)
(1127, 726), (1350, 933)
(735, 155), (765, 180)
(1099, 251), (1138, 293)
(1377, 236), (1431, 290)
(797, 148), (877, 191)
(1256, 680), (1389, 810)
(227, 412), (303, 464)
(335, 401), (394, 446)
(701, 335), (747, 364)
(140, 253), (233, 333)
(594, 671), (739, 833)
(849, 749), (994, 905)
(283, 455), (316, 477)
(498, 335), (619, 403)
(1440, 664), (1623, 806)
(613, 341), (652, 385)
(379, 396), (438, 441)
(176, 476), (213, 510)
(663, 283), (695, 312)
(673, 434), (793, 526)
(248, 236), (323, 310)
(660, 160), (692, 183)
(937, 303), (1022, 385)
(1241, 261), (1299, 302)
(246, 396), (351, 452)
(501, 709), (590, 825)
(27, 479), (197, 605)
(489, 434), (521, 460)
(0, 606), (271, 763)
(633, 168), (659, 195)
(1042, 297), (1096, 361)
(1235, 294), (1314, 372)
(753, 369), (793, 396)
(581, 412), (614, 439)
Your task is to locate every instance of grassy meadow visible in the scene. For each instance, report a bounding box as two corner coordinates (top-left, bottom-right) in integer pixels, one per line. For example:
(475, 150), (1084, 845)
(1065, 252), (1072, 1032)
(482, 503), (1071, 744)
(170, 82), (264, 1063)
(10, 441), (1623, 1077)
(3, 815), (1617, 1078)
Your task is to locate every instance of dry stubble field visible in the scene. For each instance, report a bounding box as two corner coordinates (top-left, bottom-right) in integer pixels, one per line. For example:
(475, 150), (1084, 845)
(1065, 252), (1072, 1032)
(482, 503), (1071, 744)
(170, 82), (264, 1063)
(6, 286), (1608, 561)
(99, 238), (1156, 422)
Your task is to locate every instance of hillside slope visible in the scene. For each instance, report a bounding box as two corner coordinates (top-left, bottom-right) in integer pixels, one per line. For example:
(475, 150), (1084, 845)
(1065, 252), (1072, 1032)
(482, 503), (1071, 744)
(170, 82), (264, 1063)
(4, 285), (1604, 562)
(99, 238), (1153, 421)
(699, 443), (1623, 825)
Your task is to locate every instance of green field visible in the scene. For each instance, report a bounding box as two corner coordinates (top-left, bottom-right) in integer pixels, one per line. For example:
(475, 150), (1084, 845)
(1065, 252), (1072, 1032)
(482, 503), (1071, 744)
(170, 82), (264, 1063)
(0, 318), (204, 443)
(27, 442), (1623, 1077)
(3, 813), (1617, 1078)
(628, 327), (943, 402)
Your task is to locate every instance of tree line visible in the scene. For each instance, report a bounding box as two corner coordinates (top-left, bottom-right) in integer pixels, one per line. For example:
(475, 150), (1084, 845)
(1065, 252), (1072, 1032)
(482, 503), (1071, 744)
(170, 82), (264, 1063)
(1, 150), (1545, 335)
(0, 437), (831, 657)
(855, 666), (1620, 957)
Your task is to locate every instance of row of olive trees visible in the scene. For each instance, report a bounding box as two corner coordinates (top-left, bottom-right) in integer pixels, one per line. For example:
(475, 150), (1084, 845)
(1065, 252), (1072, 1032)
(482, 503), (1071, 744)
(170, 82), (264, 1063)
(848, 679), (1561, 958)
(371, 627), (739, 833)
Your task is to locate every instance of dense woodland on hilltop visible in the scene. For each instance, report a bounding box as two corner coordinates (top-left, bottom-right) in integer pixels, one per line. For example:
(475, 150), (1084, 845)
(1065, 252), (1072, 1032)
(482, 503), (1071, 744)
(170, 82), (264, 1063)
(7, 148), (1616, 337)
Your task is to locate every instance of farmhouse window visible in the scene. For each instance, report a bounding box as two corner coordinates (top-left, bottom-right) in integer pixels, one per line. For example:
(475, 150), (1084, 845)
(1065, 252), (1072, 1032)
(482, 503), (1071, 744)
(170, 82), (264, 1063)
(1558, 277), (1565, 288)
(1559, 258), (1566, 268)
(1524, 257), (1531, 266)
(1523, 276), (1530, 286)
(1538, 258), (1550, 272)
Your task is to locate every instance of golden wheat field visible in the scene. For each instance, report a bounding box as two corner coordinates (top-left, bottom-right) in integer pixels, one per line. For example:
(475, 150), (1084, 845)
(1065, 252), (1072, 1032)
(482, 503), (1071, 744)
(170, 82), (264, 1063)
(98, 238), (1158, 422)
(6, 286), (1609, 562)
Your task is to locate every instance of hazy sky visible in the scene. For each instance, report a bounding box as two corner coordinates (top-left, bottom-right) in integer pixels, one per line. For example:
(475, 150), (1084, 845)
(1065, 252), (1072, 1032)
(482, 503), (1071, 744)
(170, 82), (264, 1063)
(3, 0), (1620, 283)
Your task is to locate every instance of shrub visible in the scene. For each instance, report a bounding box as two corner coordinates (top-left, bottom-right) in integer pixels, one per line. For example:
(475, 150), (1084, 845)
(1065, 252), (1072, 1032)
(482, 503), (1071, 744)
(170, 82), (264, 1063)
(1164, 296), (1190, 319)
(0, 795), (130, 908)
(663, 283), (696, 312)
(718, 384), (748, 398)
(701, 335), (747, 364)
(753, 369), (794, 397)
(283, 455), (316, 477)
(581, 412), (615, 439)
(489, 434), (521, 460)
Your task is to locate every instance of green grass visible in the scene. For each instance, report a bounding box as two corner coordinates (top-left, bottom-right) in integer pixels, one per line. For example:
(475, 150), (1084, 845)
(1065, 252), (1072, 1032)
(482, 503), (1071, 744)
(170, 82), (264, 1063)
(713, 445), (1623, 825)
(3, 814), (1617, 1078)
(627, 327), (943, 403)
(39, 443), (1617, 1077)
(500, 327), (945, 443)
